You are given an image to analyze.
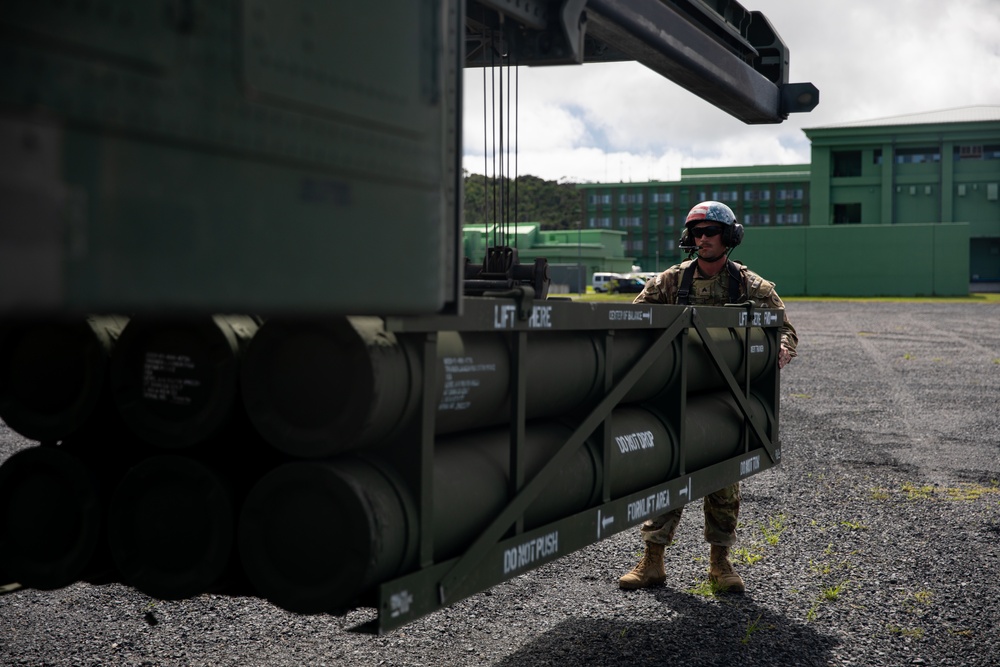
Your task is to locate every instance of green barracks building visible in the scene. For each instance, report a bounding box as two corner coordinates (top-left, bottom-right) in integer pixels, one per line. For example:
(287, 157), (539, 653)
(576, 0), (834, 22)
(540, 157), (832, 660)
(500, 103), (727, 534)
(482, 105), (1000, 296)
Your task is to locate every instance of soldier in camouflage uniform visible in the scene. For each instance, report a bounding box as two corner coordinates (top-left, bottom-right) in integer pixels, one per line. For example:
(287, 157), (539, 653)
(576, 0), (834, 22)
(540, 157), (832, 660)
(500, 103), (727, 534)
(619, 201), (798, 594)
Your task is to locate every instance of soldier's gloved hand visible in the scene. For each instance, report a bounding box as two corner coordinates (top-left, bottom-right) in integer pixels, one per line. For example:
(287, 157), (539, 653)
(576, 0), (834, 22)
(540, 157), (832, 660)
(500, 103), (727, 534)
(778, 344), (792, 369)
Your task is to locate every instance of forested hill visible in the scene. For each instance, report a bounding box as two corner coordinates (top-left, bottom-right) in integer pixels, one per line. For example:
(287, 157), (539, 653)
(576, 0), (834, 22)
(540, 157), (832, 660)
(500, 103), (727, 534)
(463, 172), (581, 230)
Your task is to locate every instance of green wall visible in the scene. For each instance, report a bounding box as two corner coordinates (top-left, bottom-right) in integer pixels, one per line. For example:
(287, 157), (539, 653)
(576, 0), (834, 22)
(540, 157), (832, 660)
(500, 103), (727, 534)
(735, 223), (970, 296)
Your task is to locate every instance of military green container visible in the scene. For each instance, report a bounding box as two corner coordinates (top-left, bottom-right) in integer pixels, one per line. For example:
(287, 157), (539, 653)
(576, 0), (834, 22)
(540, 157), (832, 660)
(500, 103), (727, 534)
(240, 316), (773, 458)
(236, 393), (760, 614)
(0, 1), (462, 315)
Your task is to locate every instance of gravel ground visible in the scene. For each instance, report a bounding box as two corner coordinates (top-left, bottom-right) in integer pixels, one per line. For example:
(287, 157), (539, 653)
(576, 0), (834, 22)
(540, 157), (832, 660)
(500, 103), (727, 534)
(2, 301), (999, 666)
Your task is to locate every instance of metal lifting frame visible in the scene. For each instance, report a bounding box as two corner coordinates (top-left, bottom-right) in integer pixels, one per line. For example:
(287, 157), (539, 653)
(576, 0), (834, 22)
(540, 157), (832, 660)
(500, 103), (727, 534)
(367, 295), (782, 633)
(465, 0), (818, 123)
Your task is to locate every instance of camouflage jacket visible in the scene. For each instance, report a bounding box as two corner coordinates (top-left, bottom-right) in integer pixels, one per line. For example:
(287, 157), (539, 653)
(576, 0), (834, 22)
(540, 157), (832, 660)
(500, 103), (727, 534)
(633, 259), (798, 357)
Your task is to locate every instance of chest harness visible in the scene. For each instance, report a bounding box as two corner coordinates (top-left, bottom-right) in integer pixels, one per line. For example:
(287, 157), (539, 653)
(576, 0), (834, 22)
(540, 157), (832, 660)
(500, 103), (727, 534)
(676, 260), (745, 305)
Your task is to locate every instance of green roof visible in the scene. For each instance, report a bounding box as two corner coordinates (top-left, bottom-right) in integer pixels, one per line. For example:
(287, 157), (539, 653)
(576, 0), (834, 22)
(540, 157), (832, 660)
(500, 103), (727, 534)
(805, 105), (1000, 131)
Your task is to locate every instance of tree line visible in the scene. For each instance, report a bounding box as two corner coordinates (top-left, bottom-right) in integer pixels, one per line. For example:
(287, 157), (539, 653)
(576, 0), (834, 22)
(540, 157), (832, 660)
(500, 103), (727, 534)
(463, 172), (582, 230)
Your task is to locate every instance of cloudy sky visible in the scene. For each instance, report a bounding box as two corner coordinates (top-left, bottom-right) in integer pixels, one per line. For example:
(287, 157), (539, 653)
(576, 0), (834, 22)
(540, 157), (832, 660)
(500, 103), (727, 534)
(462, 0), (1000, 183)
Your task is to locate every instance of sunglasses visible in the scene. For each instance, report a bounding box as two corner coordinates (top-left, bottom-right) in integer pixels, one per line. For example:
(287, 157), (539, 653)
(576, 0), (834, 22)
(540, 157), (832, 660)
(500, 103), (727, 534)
(691, 226), (723, 238)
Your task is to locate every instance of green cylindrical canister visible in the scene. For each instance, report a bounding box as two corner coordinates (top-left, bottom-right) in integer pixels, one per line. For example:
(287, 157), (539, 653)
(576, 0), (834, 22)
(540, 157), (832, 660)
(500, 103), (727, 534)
(238, 458), (412, 614)
(0, 316), (128, 441)
(236, 405), (684, 613)
(428, 421), (602, 560)
(684, 391), (774, 472)
(604, 406), (679, 497)
(239, 317), (414, 459)
(110, 315), (259, 448)
(106, 455), (243, 600)
(685, 327), (775, 394)
(0, 446), (106, 589)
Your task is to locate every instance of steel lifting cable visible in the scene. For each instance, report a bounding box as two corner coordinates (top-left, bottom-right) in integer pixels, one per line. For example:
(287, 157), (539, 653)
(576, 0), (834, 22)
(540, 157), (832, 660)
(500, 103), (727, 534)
(490, 28), (498, 250)
(512, 47), (519, 248)
(480, 12), (520, 257)
(482, 21), (488, 248)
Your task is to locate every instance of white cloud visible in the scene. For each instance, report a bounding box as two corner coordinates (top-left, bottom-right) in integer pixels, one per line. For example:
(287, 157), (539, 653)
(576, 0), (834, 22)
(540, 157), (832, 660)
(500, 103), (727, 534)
(462, 0), (1000, 183)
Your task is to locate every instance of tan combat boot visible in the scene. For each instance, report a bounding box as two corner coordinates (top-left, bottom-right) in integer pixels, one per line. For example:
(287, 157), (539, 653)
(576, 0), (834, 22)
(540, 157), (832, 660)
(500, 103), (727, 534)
(618, 542), (666, 589)
(708, 545), (745, 594)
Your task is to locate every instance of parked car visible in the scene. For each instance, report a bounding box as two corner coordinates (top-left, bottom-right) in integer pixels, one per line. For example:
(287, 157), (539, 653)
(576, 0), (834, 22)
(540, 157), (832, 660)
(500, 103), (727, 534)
(608, 277), (646, 294)
(592, 272), (624, 293)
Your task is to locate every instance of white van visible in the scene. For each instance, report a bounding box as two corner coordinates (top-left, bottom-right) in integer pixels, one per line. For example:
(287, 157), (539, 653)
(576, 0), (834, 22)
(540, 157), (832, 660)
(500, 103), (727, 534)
(592, 272), (624, 293)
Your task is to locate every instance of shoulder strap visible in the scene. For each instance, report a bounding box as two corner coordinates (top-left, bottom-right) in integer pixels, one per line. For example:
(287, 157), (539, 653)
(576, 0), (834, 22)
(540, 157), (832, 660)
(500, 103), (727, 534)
(726, 260), (744, 304)
(677, 262), (697, 305)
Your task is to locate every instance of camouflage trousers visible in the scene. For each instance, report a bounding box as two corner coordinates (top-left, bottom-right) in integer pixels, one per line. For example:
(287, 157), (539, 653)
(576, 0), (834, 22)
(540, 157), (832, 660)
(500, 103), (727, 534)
(638, 482), (740, 547)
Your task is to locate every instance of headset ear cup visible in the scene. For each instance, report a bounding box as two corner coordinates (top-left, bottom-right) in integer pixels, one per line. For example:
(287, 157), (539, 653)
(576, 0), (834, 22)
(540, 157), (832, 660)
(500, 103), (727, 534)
(728, 222), (744, 248)
(680, 228), (692, 247)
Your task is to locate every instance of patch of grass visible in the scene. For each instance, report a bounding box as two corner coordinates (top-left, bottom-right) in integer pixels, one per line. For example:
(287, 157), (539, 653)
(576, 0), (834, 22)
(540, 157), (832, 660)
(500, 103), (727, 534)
(901, 482), (935, 500)
(944, 482), (1000, 501)
(870, 487), (890, 501)
(840, 519), (869, 530)
(902, 352), (914, 360)
(576, 293), (1000, 305)
(732, 546), (764, 566)
(761, 514), (787, 546)
(790, 393), (813, 399)
(887, 625), (925, 639)
(894, 481), (1000, 502)
(741, 613), (768, 645)
(809, 560), (832, 576)
(822, 581), (848, 601)
(783, 293), (1000, 304)
(686, 579), (722, 597)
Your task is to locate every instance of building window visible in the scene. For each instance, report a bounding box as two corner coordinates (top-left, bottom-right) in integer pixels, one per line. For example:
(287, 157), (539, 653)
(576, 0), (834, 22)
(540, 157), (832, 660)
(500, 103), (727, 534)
(832, 203), (862, 224)
(832, 150), (862, 177)
(873, 149), (883, 165)
(663, 215), (675, 228)
(618, 193), (644, 205)
(776, 213), (803, 225)
(711, 190), (739, 202)
(744, 189), (771, 201)
(956, 145), (983, 160)
(776, 189), (804, 201)
(956, 144), (1000, 160)
(588, 193), (611, 205)
(895, 147), (940, 164)
(651, 192), (673, 203)
(740, 213), (771, 227)
(619, 216), (643, 228)
(588, 217), (611, 228)
(744, 213), (771, 226)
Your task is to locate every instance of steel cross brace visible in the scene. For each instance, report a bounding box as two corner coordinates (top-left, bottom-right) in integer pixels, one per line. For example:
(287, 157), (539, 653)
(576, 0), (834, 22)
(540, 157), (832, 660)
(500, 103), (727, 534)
(688, 306), (778, 463)
(436, 307), (691, 602)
